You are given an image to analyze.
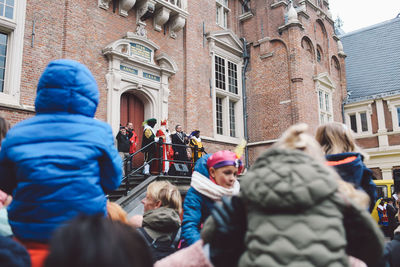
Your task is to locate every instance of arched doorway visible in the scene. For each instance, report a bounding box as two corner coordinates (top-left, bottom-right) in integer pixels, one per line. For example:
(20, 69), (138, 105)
(120, 92), (144, 168)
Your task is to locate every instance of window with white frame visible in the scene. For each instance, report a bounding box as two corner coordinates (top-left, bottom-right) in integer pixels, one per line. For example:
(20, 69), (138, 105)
(386, 98), (400, 132)
(0, 0), (26, 106)
(345, 107), (372, 135)
(216, 0), (229, 28)
(318, 89), (332, 124)
(214, 54), (241, 138)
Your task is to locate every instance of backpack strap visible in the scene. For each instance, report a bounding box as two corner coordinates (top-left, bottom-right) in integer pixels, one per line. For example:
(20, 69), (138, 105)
(169, 227), (181, 249)
(137, 227), (156, 247)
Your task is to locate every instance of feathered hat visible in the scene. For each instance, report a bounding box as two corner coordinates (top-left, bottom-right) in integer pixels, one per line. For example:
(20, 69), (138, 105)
(207, 139), (246, 174)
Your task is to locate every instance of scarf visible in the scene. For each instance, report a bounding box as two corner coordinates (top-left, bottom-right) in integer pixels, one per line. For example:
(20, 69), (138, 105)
(190, 171), (240, 201)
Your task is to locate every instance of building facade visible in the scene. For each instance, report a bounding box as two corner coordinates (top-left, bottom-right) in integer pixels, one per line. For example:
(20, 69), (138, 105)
(342, 16), (400, 180)
(0, 0), (346, 165)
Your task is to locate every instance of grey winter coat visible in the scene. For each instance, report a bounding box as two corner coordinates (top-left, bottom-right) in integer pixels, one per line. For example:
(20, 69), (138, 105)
(238, 148), (384, 267)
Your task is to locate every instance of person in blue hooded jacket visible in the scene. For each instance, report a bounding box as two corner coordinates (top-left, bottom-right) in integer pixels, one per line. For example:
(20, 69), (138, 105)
(0, 59), (122, 244)
(182, 151), (242, 246)
(316, 122), (377, 212)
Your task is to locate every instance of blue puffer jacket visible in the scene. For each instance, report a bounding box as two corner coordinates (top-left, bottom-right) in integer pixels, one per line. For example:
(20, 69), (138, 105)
(326, 152), (377, 212)
(182, 154), (214, 246)
(0, 59), (122, 242)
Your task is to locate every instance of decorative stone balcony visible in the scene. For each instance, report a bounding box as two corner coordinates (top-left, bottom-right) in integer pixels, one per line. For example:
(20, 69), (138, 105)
(98, 0), (188, 39)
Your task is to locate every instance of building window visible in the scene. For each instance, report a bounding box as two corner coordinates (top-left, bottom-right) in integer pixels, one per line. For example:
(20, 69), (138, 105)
(0, 33), (7, 92)
(397, 107), (400, 127)
(0, 0), (14, 19)
(316, 48), (322, 62)
(216, 97), (223, 135)
(228, 61), (238, 94)
(215, 55), (225, 90)
(360, 112), (368, 132)
(213, 54), (242, 138)
(345, 109), (372, 135)
(350, 114), (357, 133)
(318, 89), (332, 124)
(216, 0), (229, 28)
(229, 100), (236, 137)
(0, 0), (25, 106)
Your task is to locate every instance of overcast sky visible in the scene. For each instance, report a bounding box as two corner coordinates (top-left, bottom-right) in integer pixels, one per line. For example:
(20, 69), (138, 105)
(329, 0), (400, 33)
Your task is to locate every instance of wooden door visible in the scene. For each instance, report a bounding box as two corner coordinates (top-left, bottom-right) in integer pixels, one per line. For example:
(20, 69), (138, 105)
(120, 92), (144, 168)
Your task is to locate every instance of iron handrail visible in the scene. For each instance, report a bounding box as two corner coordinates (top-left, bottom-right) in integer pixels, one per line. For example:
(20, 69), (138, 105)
(118, 138), (198, 196)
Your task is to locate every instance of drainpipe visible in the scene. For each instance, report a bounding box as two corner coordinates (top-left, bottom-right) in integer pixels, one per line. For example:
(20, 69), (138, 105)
(342, 91), (351, 123)
(240, 37), (250, 169)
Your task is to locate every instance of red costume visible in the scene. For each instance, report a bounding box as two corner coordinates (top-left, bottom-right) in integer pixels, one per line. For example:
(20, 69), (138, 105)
(129, 130), (139, 154)
(156, 120), (174, 174)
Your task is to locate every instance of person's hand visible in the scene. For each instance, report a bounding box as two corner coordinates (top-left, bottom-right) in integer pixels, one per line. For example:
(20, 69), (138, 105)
(209, 196), (247, 267)
(0, 190), (11, 209)
(129, 215), (143, 228)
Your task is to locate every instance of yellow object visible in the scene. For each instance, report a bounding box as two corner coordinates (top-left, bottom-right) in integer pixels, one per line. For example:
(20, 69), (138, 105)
(371, 179), (394, 223)
(234, 139), (247, 159)
(374, 179), (394, 198)
(190, 137), (204, 161)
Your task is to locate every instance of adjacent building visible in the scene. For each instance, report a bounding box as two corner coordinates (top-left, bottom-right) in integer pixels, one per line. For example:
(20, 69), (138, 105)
(342, 16), (400, 180)
(0, 0), (346, 166)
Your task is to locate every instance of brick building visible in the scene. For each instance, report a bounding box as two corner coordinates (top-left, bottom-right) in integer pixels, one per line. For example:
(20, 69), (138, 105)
(0, 0), (346, 166)
(341, 16), (400, 180)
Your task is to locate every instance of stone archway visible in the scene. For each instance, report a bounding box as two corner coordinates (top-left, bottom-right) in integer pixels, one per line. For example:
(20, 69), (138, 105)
(103, 32), (178, 136)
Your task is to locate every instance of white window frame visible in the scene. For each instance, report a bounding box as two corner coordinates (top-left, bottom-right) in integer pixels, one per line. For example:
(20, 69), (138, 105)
(344, 102), (373, 136)
(212, 50), (243, 143)
(0, 0), (26, 107)
(386, 97), (400, 132)
(317, 87), (333, 124)
(216, 0), (229, 28)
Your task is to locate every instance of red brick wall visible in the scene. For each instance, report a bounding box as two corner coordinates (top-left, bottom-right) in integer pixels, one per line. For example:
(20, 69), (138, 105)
(1, 0), (346, 165)
(384, 100), (393, 132)
(356, 136), (379, 149)
(370, 167), (383, 180)
(0, 107), (34, 127)
(370, 102), (378, 134)
(241, 1), (345, 162)
(389, 134), (400, 146)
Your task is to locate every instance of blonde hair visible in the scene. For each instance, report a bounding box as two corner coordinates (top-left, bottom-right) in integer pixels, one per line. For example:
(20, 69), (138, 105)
(273, 123), (325, 161)
(107, 201), (129, 224)
(275, 123), (370, 209)
(146, 180), (182, 214)
(315, 122), (367, 159)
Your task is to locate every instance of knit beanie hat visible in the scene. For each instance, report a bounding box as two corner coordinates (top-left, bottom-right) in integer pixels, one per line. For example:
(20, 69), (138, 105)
(207, 150), (243, 174)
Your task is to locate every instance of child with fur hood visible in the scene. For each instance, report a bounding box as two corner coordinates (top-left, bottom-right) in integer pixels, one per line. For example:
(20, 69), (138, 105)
(182, 150), (242, 246)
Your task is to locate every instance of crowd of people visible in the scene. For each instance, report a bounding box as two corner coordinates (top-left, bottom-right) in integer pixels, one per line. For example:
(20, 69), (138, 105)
(0, 59), (399, 267)
(116, 118), (206, 176)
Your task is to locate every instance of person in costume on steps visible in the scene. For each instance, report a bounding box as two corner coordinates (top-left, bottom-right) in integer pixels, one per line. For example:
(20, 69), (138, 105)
(189, 130), (206, 169)
(156, 120), (174, 175)
(141, 118), (158, 176)
(171, 124), (189, 165)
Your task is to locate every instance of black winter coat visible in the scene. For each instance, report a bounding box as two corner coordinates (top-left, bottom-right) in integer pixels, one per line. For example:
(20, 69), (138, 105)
(384, 231), (400, 267)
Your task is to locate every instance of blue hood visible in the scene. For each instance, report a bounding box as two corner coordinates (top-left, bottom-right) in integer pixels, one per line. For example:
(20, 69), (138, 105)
(35, 59), (99, 117)
(326, 152), (364, 186)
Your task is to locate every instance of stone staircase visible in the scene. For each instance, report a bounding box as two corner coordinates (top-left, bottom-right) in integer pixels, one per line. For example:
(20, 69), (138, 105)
(108, 173), (192, 216)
